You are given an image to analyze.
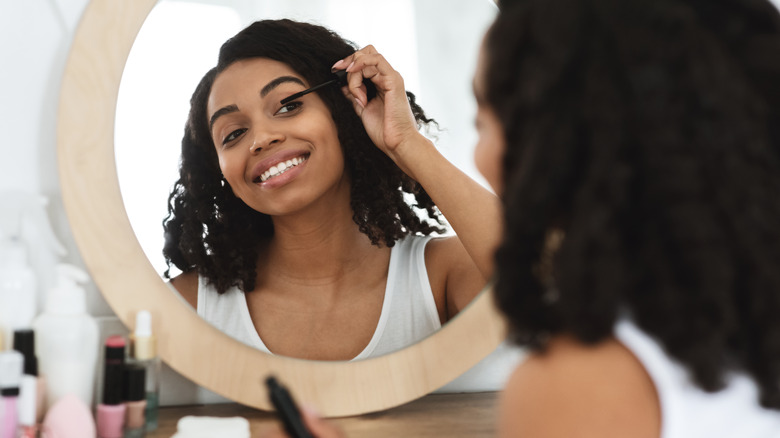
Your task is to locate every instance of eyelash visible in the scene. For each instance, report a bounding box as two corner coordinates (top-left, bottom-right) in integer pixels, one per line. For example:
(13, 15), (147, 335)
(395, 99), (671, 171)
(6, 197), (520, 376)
(222, 128), (247, 146)
(275, 101), (302, 115)
(220, 102), (303, 146)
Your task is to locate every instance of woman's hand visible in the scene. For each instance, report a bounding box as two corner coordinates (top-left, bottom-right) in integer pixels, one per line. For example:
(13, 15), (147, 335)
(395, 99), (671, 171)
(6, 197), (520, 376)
(332, 46), (424, 164)
(334, 45), (501, 294)
(258, 405), (346, 438)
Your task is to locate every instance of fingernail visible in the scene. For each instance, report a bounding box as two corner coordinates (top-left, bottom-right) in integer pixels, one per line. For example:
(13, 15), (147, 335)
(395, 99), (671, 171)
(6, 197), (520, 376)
(355, 98), (364, 108)
(301, 403), (320, 418)
(347, 61), (355, 72)
(331, 59), (345, 72)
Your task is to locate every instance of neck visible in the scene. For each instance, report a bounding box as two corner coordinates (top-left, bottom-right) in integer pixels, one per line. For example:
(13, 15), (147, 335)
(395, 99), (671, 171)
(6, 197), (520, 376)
(262, 197), (384, 284)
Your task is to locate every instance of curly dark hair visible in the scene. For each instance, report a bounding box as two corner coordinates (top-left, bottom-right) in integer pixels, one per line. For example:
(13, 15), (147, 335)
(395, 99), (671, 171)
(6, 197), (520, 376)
(163, 19), (445, 294)
(488, 0), (780, 408)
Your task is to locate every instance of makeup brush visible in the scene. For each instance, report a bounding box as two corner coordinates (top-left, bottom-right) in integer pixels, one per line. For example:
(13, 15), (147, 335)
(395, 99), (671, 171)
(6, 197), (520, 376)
(280, 70), (348, 105)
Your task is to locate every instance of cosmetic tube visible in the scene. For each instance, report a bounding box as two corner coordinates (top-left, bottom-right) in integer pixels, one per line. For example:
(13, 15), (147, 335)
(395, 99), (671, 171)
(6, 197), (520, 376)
(97, 336), (126, 438)
(122, 364), (146, 438)
(13, 329), (45, 424)
(128, 310), (160, 431)
(0, 351), (23, 438)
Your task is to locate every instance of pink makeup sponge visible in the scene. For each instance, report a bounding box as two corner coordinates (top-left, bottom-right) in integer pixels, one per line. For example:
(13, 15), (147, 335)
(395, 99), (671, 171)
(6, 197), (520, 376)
(42, 394), (97, 438)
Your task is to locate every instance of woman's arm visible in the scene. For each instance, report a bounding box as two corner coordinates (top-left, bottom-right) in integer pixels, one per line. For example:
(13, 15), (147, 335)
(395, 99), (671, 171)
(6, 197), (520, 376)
(332, 47), (501, 315)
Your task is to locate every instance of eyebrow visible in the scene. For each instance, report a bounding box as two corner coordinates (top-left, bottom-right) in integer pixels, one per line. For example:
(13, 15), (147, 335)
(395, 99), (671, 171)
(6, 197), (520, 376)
(208, 76), (307, 132)
(260, 75), (306, 98)
(209, 104), (238, 132)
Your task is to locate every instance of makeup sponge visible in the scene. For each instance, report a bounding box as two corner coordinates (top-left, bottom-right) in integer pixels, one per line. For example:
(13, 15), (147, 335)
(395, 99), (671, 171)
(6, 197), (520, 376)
(42, 394), (96, 438)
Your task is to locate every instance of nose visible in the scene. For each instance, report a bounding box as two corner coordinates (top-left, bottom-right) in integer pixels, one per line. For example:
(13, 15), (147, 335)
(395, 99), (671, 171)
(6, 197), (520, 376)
(249, 127), (285, 154)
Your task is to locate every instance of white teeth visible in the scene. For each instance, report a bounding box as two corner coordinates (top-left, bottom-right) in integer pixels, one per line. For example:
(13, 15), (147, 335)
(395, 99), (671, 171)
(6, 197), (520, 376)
(259, 155), (308, 182)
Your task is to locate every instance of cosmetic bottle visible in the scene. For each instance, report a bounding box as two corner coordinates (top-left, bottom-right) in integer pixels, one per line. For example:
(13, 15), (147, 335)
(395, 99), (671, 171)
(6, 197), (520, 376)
(128, 310), (160, 431)
(13, 329), (45, 429)
(0, 191), (66, 313)
(33, 264), (99, 411)
(0, 238), (37, 349)
(0, 351), (23, 438)
(122, 364), (146, 438)
(97, 336), (126, 438)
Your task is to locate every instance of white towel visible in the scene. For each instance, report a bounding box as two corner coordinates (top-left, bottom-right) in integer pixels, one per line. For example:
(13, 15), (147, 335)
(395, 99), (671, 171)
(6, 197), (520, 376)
(170, 416), (251, 438)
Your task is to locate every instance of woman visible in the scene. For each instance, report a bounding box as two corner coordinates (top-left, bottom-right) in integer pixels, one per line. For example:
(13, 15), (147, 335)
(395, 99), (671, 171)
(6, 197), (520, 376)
(163, 20), (499, 361)
(487, 0), (780, 436)
(267, 0), (780, 436)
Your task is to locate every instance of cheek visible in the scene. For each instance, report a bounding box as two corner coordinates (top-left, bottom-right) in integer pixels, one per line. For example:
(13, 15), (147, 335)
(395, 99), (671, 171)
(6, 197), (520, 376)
(216, 151), (244, 186)
(475, 129), (504, 195)
(216, 154), (231, 178)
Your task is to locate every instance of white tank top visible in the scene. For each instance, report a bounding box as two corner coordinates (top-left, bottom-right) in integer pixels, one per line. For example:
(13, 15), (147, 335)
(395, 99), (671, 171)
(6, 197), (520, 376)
(197, 234), (442, 360)
(615, 319), (780, 438)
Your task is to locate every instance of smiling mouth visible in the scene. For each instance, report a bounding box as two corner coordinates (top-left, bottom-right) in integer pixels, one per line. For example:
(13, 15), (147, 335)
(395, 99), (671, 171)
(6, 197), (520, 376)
(254, 154), (309, 183)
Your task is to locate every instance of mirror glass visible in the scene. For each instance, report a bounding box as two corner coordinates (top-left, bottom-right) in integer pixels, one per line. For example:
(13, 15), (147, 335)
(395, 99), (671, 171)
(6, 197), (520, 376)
(115, 0), (497, 359)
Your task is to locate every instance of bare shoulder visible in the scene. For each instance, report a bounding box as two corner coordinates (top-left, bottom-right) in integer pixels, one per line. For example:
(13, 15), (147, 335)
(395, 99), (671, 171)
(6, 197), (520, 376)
(498, 336), (660, 438)
(170, 270), (199, 309)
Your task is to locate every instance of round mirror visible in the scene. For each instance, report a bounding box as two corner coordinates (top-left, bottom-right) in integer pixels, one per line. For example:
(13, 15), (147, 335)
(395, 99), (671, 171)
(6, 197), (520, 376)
(115, 0), (498, 360)
(58, 0), (505, 416)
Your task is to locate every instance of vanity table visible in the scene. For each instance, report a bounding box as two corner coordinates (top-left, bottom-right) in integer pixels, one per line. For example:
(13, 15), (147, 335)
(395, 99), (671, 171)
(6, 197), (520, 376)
(148, 392), (499, 437)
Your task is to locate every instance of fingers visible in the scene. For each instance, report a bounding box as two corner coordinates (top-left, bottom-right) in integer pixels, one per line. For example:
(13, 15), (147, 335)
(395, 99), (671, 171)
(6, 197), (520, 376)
(256, 406), (345, 438)
(300, 405), (346, 438)
(341, 86), (365, 115)
(331, 44), (379, 72)
(332, 45), (402, 107)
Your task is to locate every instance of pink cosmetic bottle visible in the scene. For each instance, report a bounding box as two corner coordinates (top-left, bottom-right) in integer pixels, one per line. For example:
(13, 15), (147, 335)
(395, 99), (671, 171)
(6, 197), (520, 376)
(0, 351), (23, 438)
(128, 310), (160, 431)
(97, 336), (126, 438)
(122, 364), (146, 438)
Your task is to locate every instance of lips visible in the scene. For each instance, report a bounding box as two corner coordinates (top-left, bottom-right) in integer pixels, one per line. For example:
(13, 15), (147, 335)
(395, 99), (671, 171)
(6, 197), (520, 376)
(251, 150), (310, 184)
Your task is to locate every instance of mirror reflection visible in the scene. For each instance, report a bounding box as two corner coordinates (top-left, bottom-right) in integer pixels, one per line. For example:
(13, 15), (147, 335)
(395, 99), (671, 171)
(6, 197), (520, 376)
(115, 0), (497, 361)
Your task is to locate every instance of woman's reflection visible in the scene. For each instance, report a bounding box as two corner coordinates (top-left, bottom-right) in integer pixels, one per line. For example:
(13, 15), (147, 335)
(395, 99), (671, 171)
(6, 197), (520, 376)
(162, 19), (500, 361)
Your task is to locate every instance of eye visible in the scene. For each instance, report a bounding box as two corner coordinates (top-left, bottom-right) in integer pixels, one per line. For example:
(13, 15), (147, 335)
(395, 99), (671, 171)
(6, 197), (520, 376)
(222, 128), (247, 145)
(275, 101), (302, 116)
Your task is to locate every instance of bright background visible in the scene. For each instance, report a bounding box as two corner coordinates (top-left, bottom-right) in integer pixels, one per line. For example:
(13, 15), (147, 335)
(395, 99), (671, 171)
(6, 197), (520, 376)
(114, 0), (498, 277)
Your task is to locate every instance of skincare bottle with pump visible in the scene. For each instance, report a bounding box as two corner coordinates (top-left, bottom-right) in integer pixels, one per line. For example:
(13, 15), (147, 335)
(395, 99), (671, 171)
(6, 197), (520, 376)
(32, 264), (99, 411)
(0, 238), (37, 347)
(129, 310), (160, 431)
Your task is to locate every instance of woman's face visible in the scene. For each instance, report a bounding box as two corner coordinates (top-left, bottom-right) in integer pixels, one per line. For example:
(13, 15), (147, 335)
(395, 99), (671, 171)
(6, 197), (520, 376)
(207, 58), (347, 216)
(473, 43), (505, 197)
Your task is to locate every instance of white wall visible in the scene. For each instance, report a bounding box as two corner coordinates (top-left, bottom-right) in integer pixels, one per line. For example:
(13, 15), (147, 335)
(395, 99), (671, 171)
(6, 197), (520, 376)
(0, 0), (112, 317)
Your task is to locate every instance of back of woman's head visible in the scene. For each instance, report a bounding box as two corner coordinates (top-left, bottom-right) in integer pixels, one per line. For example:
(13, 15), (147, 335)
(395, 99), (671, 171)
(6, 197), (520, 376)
(163, 19), (443, 294)
(488, 0), (780, 408)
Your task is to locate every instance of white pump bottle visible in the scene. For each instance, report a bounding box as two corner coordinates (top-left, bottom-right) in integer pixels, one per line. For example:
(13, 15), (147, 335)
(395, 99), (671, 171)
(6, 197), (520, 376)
(32, 264), (99, 411)
(0, 239), (37, 348)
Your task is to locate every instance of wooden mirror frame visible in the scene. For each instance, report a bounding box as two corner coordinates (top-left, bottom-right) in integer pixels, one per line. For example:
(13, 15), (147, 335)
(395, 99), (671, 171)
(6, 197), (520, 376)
(57, 0), (506, 417)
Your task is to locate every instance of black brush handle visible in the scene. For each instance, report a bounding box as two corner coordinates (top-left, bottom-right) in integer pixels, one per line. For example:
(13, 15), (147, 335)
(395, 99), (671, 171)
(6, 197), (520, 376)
(266, 376), (315, 438)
